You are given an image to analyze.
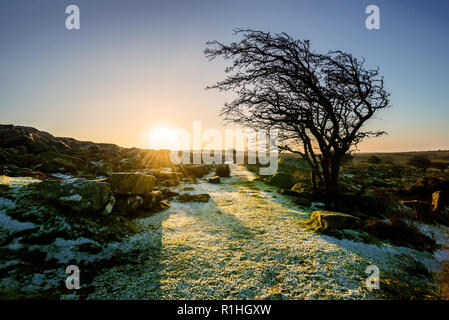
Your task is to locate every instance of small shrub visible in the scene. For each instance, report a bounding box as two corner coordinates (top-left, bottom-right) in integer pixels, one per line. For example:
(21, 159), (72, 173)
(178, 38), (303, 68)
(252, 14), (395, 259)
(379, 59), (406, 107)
(407, 156), (432, 172)
(389, 162), (406, 178)
(430, 162), (448, 172)
(371, 189), (401, 217)
(269, 171), (296, 189)
(368, 155), (382, 165)
(365, 216), (437, 252)
(378, 253), (436, 300)
(398, 253), (433, 277)
(379, 277), (434, 300)
(435, 260), (449, 299)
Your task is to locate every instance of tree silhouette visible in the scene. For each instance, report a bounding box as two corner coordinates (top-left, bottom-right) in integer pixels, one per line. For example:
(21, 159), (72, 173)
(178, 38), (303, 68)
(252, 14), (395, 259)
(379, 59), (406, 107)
(205, 29), (391, 207)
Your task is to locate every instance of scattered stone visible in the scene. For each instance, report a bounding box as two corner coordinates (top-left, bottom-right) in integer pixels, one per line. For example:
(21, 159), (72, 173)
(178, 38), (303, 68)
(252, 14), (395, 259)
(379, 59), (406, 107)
(114, 195), (144, 214)
(159, 179), (180, 187)
(159, 200), (170, 209)
(400, 200), (431, 215)
(159, 189), (179, 198)
(432, 191), (448, 213)
(158, 171), (182, 180)
(293, 196), (312, 207)
(36, 152), (90, 173)
(306, 211), (364, 233)
(100, 193), (116, 215)
(183, 165), (212, 178)
(177, 193), (211, 203)
(291, 182), (312, 194)
(118, 157), (144, 171)
(215, 164), (230, 177)
(208, 176), (221, 184)
(279, 189), (301, 197)
(141, 191), (163, 209)
(108, 173), (157, 195)
(28, 178), (113, 214)
(269, 172), (296, 189)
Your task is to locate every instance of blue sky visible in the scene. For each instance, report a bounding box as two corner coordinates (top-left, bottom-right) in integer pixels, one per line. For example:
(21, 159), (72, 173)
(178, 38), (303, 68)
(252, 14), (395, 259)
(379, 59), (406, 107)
(0, 0), (448, 151)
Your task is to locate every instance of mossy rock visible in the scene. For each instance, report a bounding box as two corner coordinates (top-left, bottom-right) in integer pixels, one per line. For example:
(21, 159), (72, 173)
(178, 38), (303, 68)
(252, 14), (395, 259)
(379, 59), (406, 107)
(291, 182), (312, 194)
(108, 172), (157, 195)
(306, 210), (364, 233)
(177, 193), (211, 203)
(269, 172), (296, 189)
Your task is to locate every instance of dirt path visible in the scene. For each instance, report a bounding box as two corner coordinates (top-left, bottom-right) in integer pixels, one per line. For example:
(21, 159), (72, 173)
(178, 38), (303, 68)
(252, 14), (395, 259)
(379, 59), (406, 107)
(87, 165), (435, 299)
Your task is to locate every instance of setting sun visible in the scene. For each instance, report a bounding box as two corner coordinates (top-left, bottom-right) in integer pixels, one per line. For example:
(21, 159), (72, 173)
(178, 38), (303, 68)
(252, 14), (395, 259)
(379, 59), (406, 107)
(148, 126), (180, 150)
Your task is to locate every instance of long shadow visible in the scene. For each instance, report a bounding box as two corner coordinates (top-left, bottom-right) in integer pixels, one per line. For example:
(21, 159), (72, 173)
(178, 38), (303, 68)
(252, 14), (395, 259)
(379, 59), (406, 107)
(174, 176), (259, 241)
(77, 211), (171, 299)
(78, 175), (259, 298)
(179, 198), (257, 241)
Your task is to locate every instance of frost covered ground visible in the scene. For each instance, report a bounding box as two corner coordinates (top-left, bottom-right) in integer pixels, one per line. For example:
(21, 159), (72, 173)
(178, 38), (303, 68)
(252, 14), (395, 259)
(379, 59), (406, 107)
(86, 165), (449, 300)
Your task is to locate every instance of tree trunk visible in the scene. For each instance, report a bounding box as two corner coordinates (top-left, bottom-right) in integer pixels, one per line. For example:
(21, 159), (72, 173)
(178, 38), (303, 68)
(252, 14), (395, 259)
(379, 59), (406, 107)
(326, 171), (340, 209)
(311, 166), (320, 199)
(322, 157), (341, 209)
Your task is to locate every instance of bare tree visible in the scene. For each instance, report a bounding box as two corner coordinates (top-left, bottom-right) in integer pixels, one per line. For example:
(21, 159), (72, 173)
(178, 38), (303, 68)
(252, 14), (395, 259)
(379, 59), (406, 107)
(205, 29), (391, 208)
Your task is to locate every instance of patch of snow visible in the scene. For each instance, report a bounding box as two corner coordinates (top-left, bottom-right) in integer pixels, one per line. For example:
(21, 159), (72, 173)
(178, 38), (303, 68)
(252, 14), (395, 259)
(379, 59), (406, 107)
(59, 178), (81, 186)
(51, 173), (74, 179)
(30, 237), (100, 264)
(0, 197), (16, 211)
(0, 212), (36, 232)
(21, 271), (63, 292)
(0, 260), (21, 269)
(416, 223), (449, 247)
(90, 160), (104, 166)
(60, 194), (83, 201)
(105, 203), (113, 214)
(416, 223), (449, 269)
(7, 238), (24, 250)
(60, 293), (80, 300)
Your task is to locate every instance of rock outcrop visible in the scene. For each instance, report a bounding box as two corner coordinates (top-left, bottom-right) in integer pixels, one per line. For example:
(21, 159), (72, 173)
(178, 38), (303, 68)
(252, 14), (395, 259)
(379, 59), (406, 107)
(215, 164), (230, 177)
(208, 176), (221, 184)
(306, 211), (364, 233)
(269, 172), (296, 189)
(142, 191), (163, 209)
(0, 124), (219, 298)
(27, 178), (114, 214)
(108, 173), (157, 195)
(432, 191), (448, 213)
(114, 195), (144, 213)
(177, 193), (211, 203)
